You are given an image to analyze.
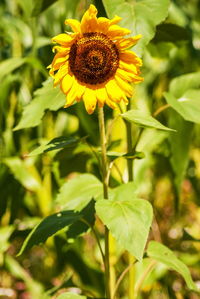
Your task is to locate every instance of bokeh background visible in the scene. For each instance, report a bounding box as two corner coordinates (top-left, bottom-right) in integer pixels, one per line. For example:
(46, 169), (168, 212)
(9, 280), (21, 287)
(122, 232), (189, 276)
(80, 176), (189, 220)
(1, 0), (200, 298)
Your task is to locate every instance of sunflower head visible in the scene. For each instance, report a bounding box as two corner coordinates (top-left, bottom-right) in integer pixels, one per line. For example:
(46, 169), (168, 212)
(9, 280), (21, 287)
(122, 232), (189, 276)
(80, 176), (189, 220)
(48, 4), (143, 114)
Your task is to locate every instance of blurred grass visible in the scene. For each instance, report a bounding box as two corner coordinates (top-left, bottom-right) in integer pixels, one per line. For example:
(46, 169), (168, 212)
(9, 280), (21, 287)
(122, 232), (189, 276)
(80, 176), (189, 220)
(1, 0), (200, 298)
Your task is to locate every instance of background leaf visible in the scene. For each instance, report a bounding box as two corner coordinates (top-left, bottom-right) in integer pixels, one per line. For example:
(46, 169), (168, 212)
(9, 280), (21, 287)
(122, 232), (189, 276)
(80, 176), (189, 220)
(14, 79), (65, 130)
(102, 0), (170, 55)
(147, 241), (198, 292)
(168, 111), (193, 208)
(0, 58), (25, 82)
(152, 23), (190, 43)
(122, 109), (174, 131)
(32, 0), (59, 16)
(165, 90), (200, 124)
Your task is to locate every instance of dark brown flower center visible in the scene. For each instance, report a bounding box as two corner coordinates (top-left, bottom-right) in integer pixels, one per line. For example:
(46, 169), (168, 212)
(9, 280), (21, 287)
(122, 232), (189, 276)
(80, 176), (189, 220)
(69, 32), (119, 85)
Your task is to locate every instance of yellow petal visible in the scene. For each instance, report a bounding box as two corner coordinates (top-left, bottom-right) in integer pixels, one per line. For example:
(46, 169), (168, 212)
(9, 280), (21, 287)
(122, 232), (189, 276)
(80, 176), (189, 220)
(115, 75), (133, 98)
(116, 68), (143, 83)
(119, 60), (138, 75)
(74, 79), (86, 100)
(96, 15), (122, 33)
(120, 50), (142, 66)
(53, 64), (69, 86)
(106, 79), (127, 103)
(97, 17), (110, 32)
(80, 4), (98, 33)
(65, 19), (81, 33)
(105, 96), (118, 109)
(52, 46), (70, 54)
(115, 34), (142, 50)
(51, 54), (68, 71)
(107, 25), (131, 39)
(82, 88), (97, 114)
(61, 74), (74, 94)
(110, 15), (122, 26)
(96, 87), (107, 106)
(52, 33), (75, 46)
(64, 80), (77, 108)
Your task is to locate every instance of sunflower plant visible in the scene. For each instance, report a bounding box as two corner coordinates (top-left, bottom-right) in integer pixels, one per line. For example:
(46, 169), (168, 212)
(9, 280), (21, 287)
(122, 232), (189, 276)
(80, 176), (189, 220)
(16, 2), (200, 299)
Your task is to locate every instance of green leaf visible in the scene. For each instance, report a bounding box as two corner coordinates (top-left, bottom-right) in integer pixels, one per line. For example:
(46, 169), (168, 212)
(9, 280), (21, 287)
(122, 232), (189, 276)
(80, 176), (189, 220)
(29, 137), (82, 156)
(32, 0), (59, 16)
(0, 226), (14, 253)
(56, 293), (86, 299)
(169, 72), (200, 99)
(152, 23), (190, 43)
(147, 241), (198, 291)
(165, 90), (200, 124)
(0, 57), (25, 81)
(67, 200), (96, 239)
(18, 211), (81, 255)
(109, 182), (138, 200)
(102, 0), (170, 55)
(3, 157), (41, 191)
(121, 109), (174, 131)
(106, 151), (145, 161)
(168, 111), (193, 208)
(56, 174), (103, 211)
(96, 194), (153, 261)
(14, 79), (65, 130)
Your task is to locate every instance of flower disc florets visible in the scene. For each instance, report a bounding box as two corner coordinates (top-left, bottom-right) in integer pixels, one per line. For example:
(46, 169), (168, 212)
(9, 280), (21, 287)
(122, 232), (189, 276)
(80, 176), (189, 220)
(69, 33), (119, 85)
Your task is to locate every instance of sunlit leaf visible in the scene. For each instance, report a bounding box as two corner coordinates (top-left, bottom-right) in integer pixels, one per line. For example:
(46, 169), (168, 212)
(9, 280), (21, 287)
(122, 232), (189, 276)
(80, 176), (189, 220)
(3, 157), (41, 191)
(165, 90), (200, 124)
(0, 226), (14, 253)
(147, 241), (198, 291)
(56, 174), (103, 211)
(14, 79), (65, 130)
(102, 0), (170, 55)
(169, 72), (200, 98)
(96, 194), (153, 261)
(0, 58), (25, 82)
(121, 110), (174, 131)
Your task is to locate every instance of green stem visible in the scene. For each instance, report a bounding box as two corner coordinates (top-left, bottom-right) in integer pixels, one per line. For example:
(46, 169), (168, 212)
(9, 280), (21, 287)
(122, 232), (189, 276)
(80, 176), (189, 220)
(98, 107), (111, 299)
(125, 101), (135, 299)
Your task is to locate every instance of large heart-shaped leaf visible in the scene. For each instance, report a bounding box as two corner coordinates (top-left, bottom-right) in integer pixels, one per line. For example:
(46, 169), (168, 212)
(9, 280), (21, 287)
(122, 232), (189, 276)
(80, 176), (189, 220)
(147, 241), (198, 292)
(102, 0), (170, 55)
(14, 79), (65, 130)
(122, 109), (174, 131)
(56, 174), (103, 211)
(96, 193), (153, 261)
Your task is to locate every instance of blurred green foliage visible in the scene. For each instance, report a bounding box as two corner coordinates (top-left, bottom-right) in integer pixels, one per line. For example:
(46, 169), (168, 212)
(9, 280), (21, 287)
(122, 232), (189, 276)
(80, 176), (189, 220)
(1, 0), (200, 298)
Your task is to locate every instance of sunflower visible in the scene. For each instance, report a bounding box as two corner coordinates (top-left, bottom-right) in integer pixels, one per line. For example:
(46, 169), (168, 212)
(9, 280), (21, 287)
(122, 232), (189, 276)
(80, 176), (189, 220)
(48, 4), (143, 114)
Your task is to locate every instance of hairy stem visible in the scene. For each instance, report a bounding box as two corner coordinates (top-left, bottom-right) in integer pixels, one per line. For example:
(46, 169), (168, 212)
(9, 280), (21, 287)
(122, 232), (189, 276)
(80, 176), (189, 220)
(98, 107), (111, 299)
